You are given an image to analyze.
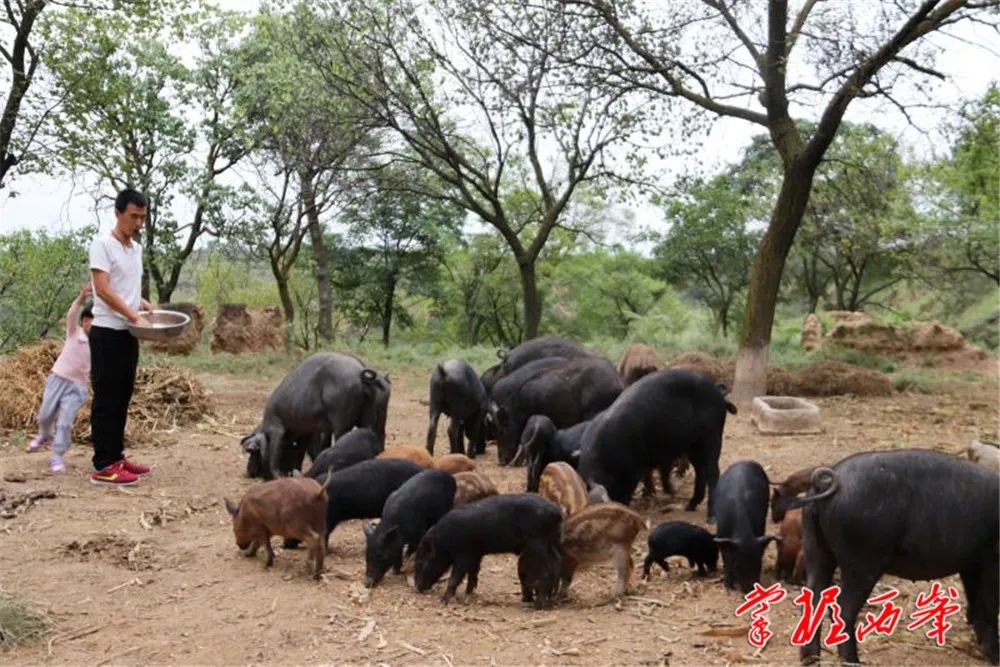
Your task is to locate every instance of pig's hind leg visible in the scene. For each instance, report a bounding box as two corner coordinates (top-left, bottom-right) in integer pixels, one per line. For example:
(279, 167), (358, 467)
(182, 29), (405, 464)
(611, 544), (632, 597)
(308, 530), (325, 579)
(261, 533), (275, 568)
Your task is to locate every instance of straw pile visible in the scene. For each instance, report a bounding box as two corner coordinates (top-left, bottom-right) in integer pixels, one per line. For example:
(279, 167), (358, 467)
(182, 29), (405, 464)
(147, 302), (205, 355)
(0, 339), (212, 444)
(211, 303), (284, 354)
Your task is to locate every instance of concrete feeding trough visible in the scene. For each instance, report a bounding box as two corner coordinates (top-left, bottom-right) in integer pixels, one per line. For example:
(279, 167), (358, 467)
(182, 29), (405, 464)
(751, 396), (822, 435)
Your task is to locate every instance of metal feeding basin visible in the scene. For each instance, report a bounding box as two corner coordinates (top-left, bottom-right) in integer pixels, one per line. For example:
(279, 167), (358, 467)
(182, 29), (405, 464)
(127, 309), (191, 342)
(751, 396), (822, 435)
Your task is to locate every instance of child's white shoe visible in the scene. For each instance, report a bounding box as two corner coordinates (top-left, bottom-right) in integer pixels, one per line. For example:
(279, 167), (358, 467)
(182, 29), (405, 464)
(50, 454), (65, 474)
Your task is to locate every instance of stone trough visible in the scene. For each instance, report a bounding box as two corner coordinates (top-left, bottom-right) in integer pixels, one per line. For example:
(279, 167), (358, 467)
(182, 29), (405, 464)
(751, 396), (822, 435)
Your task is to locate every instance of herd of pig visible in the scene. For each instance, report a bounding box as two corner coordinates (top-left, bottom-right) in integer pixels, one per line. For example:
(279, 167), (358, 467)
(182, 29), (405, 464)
(227, 336), (999, 665)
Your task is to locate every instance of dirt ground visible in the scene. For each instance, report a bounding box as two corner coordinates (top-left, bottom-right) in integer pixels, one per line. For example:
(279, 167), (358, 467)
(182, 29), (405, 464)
(1, 357), (997, 666)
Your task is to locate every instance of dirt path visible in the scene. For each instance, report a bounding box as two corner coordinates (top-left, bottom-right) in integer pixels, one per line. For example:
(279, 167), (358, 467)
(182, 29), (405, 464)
(1, 364), (996, 665)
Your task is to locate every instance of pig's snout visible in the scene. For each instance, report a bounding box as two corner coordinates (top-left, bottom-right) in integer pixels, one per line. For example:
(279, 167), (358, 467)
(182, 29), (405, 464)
(364, 575), (376, 589)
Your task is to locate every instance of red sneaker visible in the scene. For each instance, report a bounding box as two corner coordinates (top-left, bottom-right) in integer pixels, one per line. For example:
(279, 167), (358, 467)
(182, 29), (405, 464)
(120, 458), (152, 476)
(89, 461), (139, 486)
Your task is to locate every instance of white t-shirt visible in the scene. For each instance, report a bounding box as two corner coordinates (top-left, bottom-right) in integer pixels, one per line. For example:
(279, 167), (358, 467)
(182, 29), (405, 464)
(89, 232), (143, 330)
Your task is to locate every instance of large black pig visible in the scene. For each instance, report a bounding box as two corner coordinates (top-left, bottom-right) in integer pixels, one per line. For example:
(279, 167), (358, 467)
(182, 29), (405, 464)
(795, 449), (999, 665)
(241, 352), (390, 480)
(577, 369), (735, 520)
(493, 357), (623, 466)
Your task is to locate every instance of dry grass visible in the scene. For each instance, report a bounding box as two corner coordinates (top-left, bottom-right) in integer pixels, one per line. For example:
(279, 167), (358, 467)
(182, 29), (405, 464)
(0, 339), (213, 443)
(0, 589), (50, 645)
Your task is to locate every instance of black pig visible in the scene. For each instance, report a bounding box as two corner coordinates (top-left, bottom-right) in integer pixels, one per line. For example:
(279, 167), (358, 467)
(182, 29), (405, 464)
(304, 428), (380, 478)
(426, 359), (489, 457)
(284, 459), (423, 550)
(643, 521), (719, 577)
(795, 449), (998, 666)
(363, 469), (456, 588)
(413, 494), (562, 608)
(713, 460), (780, 593)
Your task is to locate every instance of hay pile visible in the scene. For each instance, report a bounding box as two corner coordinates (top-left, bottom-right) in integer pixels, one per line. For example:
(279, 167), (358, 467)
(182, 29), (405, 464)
(210, 303), (284, 355)
(0, 339), (212, 444)
(667, 351), (733, 385)
(665, 351), (891, 397)
(148, 302), (205, 355)
(792, 360), (893, 397)
(801, 313), (822, 351)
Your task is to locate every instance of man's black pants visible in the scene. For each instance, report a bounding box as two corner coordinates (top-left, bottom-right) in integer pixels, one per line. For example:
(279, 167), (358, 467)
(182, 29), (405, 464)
(89, 326), (139, 471)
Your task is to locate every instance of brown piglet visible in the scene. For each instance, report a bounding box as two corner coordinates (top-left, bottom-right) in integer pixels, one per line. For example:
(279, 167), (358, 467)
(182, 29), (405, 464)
(560, 502), (646, 597)
(775, 507), (805, 584)
(224, 473), (331, 579)
(617, 343), (660, 386)
(377, 445), (434, 469)
(770, 466), (817, 523)
(538, 462), (588, 517)
(433, 453), (476, 475)
(452, 471), (498, 506)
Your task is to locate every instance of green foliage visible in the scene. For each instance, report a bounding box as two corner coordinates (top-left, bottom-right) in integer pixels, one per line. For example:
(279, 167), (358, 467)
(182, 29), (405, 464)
(654, 163), (764, 337)
(187, 249), (280, 320)
(544, 248), (665, 341)
(910, 85), (999, 297)
(0, 589), (50, 644)
(0, 231), (89, 353)
(891, 369), (938, 394)
(336, 172), (464, 346)
(435, 234), (524, 347)
(40, 2), (251, 301)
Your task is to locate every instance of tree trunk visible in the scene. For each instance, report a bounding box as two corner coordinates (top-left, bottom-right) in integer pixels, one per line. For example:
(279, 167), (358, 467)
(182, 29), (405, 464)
(518, 256), (541, 341)
(0, 1), (44, 189)
(300, 174), (333, 340)
(381, 273), (396, 347)
(733, 162), (818, 404)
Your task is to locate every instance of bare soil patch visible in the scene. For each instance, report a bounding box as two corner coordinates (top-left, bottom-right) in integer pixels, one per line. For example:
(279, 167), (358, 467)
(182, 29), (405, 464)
(0, 359), (997, 665)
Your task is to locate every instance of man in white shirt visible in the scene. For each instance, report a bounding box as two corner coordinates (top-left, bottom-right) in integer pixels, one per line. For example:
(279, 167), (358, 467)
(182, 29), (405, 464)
(88, 188), (154, 486)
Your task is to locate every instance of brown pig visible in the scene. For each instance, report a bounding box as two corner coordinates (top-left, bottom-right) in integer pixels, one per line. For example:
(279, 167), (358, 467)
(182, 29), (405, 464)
(433, 453), (476, 475)
(617, 343), (660, 386)
(538, 462), (588, 517)
(224, 473), (332, 579)
(770, 465), (817, 523)
(560, 502), (646, 597)
(775, 508), (805, 584)
(377, 445), (434, 469)
(452, 470), (498, 506)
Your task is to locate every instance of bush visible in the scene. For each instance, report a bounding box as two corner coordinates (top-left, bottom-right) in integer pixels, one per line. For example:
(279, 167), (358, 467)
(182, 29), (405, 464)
(0, 230), (90, 354)
(891, 370), (938, 394)
(0, 589), (50, 644)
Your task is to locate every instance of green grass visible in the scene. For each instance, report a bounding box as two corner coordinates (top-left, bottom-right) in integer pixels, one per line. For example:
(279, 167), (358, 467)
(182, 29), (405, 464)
(0, 590), (50, 645)
(891, 369), (940, 394)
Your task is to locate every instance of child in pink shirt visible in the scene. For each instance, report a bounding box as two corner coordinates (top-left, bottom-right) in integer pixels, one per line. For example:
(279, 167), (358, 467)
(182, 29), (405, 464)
(27, 284), (94, 473)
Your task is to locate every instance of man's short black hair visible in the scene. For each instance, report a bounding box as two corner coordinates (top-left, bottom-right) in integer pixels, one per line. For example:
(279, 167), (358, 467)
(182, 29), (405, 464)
(115, 188), (148, 213)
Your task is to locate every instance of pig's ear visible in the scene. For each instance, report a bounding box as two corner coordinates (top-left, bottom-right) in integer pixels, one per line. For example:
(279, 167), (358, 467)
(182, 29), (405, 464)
(362, 520), (376, 538)
(758, 534), (783, 547)
(383, 525), (399, 540)
(241, 432), (263, 453)
(224, 498), (240, 517)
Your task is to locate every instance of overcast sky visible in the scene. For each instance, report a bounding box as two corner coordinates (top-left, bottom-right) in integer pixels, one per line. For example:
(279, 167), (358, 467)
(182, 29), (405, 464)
(0, 5), (995, 239)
